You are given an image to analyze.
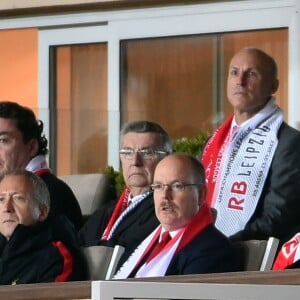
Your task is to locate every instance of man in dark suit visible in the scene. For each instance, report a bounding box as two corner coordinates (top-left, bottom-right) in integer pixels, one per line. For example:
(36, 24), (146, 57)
(114, 153), (241, 278)
(201, 47), (300, 243)
(78, 121), (172, 263)
(0, 101), (83, 231)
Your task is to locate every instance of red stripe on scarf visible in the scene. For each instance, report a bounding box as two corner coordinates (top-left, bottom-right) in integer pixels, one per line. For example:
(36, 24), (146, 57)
(201, 115), (233, 207)
(102, 188), (130, 240)
(52, 241), (73, 282)
(175, 203), (213, 254)
(34, 168), (51, 176)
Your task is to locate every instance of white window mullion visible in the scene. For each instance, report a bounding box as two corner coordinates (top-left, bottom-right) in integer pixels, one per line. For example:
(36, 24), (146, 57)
(107, 22), (121, 170)
(288, 0), (300, 130)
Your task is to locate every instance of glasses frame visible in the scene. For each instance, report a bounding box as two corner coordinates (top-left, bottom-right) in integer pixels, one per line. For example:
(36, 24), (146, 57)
(150, 182), (204, 193)
(119, 148), (168, 160)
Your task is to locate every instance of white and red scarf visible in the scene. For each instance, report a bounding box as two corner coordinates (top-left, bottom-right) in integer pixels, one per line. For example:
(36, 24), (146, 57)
(101, 188), (130, 240)
(273, 233), (300, 270)
(114, 203), (213, 279)
(201, 98), (283, 236)
(26, 155), (51, 176)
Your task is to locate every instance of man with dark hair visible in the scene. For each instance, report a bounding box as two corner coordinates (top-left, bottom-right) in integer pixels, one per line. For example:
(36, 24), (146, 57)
(78, 120), (172, 263)
(0, 170), (86, 284)
(0, 101), (83, 230)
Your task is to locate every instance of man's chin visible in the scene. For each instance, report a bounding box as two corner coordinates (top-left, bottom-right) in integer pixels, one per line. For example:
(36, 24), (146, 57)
(128, 177), (148, 186)
(2, 228), (16, 239)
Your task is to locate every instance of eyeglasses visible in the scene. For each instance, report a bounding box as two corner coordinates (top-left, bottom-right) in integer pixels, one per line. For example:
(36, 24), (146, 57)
(150, 182), (203, 193)
(119, 148), (168, 160)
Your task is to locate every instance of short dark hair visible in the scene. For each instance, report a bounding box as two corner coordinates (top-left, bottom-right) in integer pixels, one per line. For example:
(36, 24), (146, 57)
(120, 120), (172, 153)
(0, 101), (48, 155)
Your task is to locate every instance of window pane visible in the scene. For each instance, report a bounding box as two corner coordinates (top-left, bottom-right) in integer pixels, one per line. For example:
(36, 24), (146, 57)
(120, 28), (287, 139)
(121, 35), (215, 139)
(54, 43), (108, 175)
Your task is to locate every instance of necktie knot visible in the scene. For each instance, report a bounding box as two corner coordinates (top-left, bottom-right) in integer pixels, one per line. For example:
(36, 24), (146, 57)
(231, 125), (240, 140)
(160, 231), (171, 244)
(146, 231), (171, 263)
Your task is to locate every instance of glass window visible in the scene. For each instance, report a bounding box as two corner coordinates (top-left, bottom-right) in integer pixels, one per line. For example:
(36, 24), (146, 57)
(53, 43), (108, 175)
(120, 28), (287, 139)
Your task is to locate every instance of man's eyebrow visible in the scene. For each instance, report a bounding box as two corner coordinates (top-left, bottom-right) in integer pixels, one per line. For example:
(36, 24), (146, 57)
(0, 131), (12, 136)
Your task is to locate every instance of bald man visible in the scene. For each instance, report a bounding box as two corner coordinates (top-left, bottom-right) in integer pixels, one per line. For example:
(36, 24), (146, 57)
(114, 153), (240, 278)
(202, 47), (300, 243)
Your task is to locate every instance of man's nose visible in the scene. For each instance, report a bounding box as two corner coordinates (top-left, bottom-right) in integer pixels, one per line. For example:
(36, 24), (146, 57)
(132, 152), (143, 165)
(236, 72), (247, 85)
(2, 197), (14, 212)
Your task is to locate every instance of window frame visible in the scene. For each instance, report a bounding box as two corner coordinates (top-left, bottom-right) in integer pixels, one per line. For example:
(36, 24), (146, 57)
(2, 0), (299, 170)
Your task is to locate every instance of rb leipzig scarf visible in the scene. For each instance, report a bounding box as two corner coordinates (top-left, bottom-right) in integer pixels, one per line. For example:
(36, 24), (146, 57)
(202, 98), (283, 237)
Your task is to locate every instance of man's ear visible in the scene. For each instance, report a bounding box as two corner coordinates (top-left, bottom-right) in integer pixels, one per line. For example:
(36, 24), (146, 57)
(271, 78), (279, 94)
(28, 139), (39, 158)
(38, 204), (49, 222)
(198, 184), (207, 206)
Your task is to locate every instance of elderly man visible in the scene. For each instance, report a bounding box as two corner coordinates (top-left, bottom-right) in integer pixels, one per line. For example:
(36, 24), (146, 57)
(78, 120), (172, 263)
(0, 170), (85, 284)
(202, 47), (300, 242)
(114, 153), (240, 278)
(0, 101), (83, 230)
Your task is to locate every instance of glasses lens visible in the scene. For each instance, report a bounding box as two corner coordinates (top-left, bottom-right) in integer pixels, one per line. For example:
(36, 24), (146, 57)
(120, 149), (134, 159)
(139, 149), (155, 159)
(151, 183), (162, 191)
(171, 182), (185, 192)
(120, 149), (159, 160)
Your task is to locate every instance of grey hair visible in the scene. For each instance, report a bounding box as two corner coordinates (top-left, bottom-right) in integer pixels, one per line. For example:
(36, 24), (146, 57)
(120, 120), (172, 153)
(0, 170), (50, 210)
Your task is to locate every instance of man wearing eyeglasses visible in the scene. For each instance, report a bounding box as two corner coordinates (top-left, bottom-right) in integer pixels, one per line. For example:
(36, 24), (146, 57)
(78, 120), (172, 263)
(114, 153), (241, 278)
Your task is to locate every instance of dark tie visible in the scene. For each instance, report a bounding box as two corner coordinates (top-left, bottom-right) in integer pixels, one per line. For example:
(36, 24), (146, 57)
(146, 231), (171, 263)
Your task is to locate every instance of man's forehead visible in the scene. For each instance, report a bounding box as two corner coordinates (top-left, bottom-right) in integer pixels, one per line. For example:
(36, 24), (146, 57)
(122, 132), (160, 146)
(155, 156), (188, 177)
(0, 118), (18, 133)
(0, 190), (27, 196)
(230, 51), (267, 68)
(0, 175), (30, 188)
(0, 117), (17, 126)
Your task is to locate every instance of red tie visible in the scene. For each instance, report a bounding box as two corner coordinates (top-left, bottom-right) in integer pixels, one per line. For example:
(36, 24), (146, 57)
(146, 231), (171, 262)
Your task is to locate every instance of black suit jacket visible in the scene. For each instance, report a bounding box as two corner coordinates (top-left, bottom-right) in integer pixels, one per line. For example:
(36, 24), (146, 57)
(166, 224), (241, 275)
(78, 192), (159, 264)
(231, 122), (300, 243)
